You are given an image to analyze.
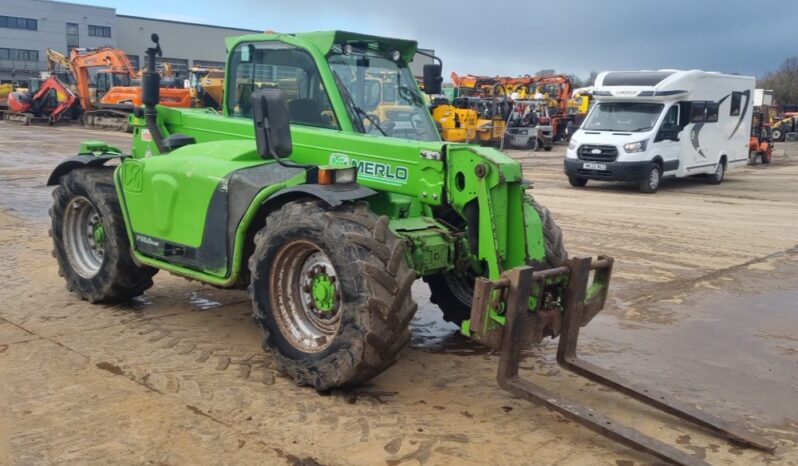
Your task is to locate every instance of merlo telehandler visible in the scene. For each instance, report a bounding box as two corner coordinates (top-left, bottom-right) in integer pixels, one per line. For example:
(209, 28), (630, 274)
(47, 32), (773, 465)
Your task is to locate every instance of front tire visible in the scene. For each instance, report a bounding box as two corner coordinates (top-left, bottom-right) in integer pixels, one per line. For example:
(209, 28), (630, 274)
(568, 176), (588, 187)
(424, 198), (568, 326)
(50, 168), (157, 303)
(249, 200), (417, 390)
(639, 164), (661, 193)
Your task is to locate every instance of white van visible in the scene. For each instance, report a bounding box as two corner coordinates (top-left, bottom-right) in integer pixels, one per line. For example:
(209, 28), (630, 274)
(564, 70), (754, 193)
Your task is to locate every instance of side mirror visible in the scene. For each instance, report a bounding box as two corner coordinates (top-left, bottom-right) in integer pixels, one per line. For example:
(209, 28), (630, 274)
(423, 63), (443, 95)
(251, 88), (292, 159)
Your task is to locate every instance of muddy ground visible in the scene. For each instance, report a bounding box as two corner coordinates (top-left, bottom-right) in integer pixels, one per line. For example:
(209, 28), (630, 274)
(1, 123), (797, 465)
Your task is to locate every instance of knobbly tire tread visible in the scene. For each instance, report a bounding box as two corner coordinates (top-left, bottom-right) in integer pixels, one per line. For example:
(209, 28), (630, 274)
(248, 200), (417, 390)
(424, 197), (568, 325)
(50, 168), (157, 303)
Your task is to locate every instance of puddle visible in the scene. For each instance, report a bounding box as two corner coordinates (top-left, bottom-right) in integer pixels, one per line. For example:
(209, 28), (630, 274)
(408, 282), (493, 356)
(580, 261), (798, 426)
(188, 291), (223, 310)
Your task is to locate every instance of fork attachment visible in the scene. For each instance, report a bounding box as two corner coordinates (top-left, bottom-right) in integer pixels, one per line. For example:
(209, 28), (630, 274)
(473, 256), (775, 466)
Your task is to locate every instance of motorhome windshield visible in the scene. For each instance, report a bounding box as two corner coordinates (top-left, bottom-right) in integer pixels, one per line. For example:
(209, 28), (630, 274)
(582, 102), (664, 132)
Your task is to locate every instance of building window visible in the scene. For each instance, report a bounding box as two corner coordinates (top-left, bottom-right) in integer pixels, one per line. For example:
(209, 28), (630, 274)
(193, 59), (225, 69)
(66, 23), (79, 52)
(127, 54), (140, 71)
(0, 48), (39, 61)
(0, 15), (38, 30)
(88, 25), (111, 38)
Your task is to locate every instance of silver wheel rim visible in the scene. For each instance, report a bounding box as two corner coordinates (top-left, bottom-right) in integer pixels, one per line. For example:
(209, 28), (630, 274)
(63, 196), (105, 278)
(269, 240), (342, 353)
(649, 167), (660, 190)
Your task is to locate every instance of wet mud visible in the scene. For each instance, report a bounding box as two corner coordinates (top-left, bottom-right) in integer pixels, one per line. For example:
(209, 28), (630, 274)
(1, 123), (797, 465)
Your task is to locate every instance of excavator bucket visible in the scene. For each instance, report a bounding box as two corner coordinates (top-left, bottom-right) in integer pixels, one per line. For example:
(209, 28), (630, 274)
(471, 256), (775, 466)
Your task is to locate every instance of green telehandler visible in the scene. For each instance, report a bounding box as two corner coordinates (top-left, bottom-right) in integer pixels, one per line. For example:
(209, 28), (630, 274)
(47, 32), (773, 465)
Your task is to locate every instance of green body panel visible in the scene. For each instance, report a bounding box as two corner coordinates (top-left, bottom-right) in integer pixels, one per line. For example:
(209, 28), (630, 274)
(120, 140), (264, 249)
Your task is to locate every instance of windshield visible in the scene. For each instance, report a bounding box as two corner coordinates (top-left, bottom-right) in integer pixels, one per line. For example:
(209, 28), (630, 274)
(582, 102), (664, 132)
(328, 46), (439, 142)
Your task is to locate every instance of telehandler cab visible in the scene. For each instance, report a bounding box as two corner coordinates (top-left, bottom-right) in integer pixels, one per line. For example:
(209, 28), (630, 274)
(48, 32), (774, 465)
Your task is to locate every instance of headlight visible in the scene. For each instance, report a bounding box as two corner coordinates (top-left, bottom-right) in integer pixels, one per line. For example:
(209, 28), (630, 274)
(623, 140), (648, 153)
(318, 166), (357, 184)
(568, 139), (578, 150)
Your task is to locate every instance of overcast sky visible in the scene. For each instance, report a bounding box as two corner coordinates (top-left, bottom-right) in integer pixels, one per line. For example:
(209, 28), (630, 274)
(79, 0), (798, 80)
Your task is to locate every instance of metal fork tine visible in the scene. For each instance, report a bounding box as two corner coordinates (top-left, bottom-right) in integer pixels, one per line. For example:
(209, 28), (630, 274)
(496, 259), (774, 466)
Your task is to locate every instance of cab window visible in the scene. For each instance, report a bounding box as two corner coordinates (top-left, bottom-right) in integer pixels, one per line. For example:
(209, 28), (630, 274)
(227, 42), (338, 129)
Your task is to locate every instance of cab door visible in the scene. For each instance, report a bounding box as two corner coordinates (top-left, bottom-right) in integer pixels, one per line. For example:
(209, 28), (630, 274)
(651, 104), (681, 175)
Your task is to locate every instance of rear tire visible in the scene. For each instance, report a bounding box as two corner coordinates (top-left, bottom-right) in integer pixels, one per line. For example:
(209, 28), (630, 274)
(639, 164), (661, 193)
(568, 176), (588, 187)
(424, 198), (567, 326)
(707, 158), (725, 185)
(50, 168), (157, 303)
(771, 128), (783, 141)
(249, 200), (417, 390)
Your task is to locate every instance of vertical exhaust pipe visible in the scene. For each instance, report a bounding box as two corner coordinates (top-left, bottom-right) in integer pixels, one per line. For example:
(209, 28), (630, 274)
(142, 33), (168, 153)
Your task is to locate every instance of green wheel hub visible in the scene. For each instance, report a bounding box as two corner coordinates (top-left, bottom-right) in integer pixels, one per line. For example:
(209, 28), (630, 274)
(311, 272), (336, 312)
(92, 222), (105, 248)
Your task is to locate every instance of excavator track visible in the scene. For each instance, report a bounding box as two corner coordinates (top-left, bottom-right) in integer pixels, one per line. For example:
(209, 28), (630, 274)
(473, 257), (775, 465)
(83, 110), (133, 132)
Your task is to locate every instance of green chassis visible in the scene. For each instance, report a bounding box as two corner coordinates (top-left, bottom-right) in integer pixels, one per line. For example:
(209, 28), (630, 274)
(54, 31), (588, 344)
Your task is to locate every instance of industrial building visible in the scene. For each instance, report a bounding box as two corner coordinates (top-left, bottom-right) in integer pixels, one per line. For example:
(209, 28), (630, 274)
(0, 0), (433, 83)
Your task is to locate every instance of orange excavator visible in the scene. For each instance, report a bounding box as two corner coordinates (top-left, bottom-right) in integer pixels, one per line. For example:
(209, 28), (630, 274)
(68, 47), (191, 130)
(4, 75), (79, 125)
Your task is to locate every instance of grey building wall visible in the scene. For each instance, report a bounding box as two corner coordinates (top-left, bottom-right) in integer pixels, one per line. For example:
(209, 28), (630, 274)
(0, 0), (116, 81)
(411, 48), (434, 77)
(114, 15), (256, 73)
(2, 0), (435, 85)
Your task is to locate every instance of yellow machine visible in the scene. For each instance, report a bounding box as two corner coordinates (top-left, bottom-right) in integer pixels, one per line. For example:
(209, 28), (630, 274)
(567, 87), (592, 115)
(189, 67), (225, 109)
(432, 102), (479, 142)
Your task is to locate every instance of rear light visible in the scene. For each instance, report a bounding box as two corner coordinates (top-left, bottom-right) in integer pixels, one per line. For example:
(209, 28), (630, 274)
(316, 166), (358, 185)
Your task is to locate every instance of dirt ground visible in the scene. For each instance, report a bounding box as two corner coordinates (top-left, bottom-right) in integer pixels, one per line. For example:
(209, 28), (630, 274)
(1, 122), (797, 465)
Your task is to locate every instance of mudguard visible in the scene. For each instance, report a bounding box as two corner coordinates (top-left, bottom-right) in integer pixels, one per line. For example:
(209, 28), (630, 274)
(46, 154), (123, 186)
(264, 183), (377, 208)
(47, 142), (125, 186)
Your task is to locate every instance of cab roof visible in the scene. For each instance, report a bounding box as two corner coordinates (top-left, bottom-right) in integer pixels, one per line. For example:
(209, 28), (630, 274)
(224, 30), (419, 63)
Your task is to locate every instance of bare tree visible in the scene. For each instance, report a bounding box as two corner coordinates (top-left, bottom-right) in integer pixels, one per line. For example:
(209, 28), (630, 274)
(585, 70), (598, 87)
(759, 57), (798, 106)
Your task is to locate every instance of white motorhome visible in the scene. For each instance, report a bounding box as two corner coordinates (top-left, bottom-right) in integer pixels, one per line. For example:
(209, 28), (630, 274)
(564, 70), (754, 193)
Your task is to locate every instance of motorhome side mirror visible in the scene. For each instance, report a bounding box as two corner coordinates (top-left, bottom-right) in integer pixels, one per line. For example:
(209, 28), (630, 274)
(423, 64), (443, 95)
(251, 88), (292, 159)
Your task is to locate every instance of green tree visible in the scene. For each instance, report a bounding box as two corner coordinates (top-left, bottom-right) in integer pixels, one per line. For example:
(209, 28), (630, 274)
(759, 57), (798, 106)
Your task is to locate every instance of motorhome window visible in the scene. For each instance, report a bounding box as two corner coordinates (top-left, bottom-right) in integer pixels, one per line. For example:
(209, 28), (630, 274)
(730, 92), (742, 116)
(227, 42), (338, 129)
(602, 71), (675, 86)
(662, 105), (679, 127)
(706, 103), (719, 123)
(581, 102), (663, 132)
(690, 102), (706, 123)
